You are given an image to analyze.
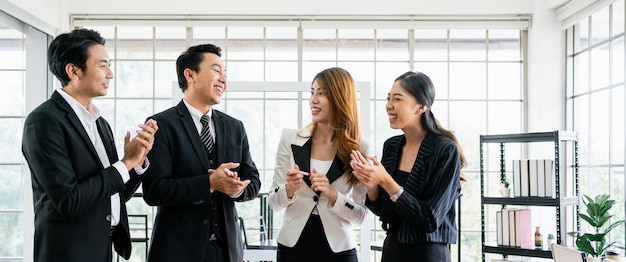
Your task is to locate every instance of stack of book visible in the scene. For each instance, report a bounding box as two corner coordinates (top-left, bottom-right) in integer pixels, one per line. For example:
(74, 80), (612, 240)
(511, 159), (555, 197)
(496, 208), (533, 248)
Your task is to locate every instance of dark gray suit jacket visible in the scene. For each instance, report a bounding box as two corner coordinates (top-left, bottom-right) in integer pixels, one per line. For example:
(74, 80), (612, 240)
(22, 91), (140, 261)
(366, 132), (461, 244)
(142, 101), (261, 262)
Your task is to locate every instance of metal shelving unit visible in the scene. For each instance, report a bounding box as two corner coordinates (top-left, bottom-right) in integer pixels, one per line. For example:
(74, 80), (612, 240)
(479, 131), (579, 261)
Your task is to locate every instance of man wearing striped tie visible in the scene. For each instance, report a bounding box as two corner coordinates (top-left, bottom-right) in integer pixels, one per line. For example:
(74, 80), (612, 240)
(142, 43), (262, 262)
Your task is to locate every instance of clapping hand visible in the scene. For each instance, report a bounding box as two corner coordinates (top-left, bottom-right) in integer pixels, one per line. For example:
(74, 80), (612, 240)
(121, 119), (158, 170)
(209, 162), (250, 196)
(350, 150), (384, 190)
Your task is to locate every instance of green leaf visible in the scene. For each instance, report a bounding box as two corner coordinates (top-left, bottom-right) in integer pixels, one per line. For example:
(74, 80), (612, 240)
(587, 232), (606, 242)
(596, 215), (612, 228)
(587, 203), (601, 217)
(575, 237), (596, 256)
(603, 220), (625, 234)
(578, 213), (597, 227)
(582, 194), (593, 204)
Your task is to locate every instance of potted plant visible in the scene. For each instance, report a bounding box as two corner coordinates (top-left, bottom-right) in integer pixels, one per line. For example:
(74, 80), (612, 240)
(499, 179), (511, 197)
(567, 194), (625, 261)
(547, 233), (555, 248)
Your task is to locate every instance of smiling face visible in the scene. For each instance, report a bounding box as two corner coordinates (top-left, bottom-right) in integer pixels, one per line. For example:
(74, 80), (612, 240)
(184, 53), (227, 109)
(386, 80), (426, 130)
(310, 79), (331, 124)
(64, 44), (113, 106)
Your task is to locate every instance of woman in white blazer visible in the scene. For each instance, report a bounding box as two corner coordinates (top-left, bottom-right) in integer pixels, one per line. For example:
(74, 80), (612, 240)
(269, 67), (371, 262)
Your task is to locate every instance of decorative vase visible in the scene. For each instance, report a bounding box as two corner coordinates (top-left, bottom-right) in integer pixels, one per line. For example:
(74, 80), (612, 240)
(586, 257), (602, 262)
(547, 239), (554, 249)
(502, 188), (511, 197)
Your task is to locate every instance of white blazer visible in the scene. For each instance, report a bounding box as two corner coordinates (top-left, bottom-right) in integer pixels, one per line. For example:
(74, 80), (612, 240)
(268, 127), (371, 253)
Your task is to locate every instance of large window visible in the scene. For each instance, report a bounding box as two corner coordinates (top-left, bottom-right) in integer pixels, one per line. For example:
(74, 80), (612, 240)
(566, 0), (626, 248)
(78, 21), (525, 262)
(0, 18), (26, 262)
(0, 10), (51, 262)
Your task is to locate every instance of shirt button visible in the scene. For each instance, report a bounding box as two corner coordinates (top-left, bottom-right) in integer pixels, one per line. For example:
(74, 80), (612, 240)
(209, 160), (214, 165)
(105, 215), (112, 222)
(313, 196), (319, 202)
(203, 219), (210, 225)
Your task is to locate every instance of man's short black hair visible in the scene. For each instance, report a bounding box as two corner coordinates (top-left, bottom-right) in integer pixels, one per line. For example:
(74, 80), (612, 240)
(176, 44), (222, 92)
(48, 29), (105, 87)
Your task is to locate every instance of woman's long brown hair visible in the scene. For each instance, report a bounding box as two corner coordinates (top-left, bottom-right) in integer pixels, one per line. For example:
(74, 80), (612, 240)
(306, 67), (362, 185)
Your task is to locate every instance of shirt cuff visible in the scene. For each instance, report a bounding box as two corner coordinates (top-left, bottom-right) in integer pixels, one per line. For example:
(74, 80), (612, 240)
(133, 158), (150, 175)
(113, 161), (130, 183)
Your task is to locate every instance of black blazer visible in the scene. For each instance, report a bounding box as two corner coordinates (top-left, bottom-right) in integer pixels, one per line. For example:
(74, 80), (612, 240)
(366, 132), (461, 244)
(22, 91), (141, 261)
(142, 101), (261, 262)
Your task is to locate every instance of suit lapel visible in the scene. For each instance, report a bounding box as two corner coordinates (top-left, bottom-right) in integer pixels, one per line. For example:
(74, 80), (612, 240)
(51, 92), (101, 167)
(212, 110), (225, 163)
(176, 101), (210, 168)
(291, 138), (345, 194)
(96, 117), (118, 165)
(406, 132), (436, 197)
(291, 139), (312, 188)
(325, 155), (344, 184)
(381, 135), (402, 184)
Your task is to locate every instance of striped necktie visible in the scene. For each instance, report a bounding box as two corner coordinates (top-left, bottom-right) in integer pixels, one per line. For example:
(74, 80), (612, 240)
(200, 115), (214, 153)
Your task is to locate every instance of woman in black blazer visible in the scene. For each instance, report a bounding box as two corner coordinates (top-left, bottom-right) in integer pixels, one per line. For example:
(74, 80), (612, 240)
(350, 71), (466, 262)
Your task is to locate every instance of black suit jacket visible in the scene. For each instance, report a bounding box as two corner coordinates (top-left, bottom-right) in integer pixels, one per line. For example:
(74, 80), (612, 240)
(366, 132), (461, 244)
(142, 101), (261, 262)
(21, 91), (141, 261)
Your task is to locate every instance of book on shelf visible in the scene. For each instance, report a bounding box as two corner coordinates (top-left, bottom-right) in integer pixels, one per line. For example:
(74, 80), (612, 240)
(512, 160), (521, 197)
(529, 160), (538, 197)
(544, 159), (555, 198)
(509, 209), (516, 246)
(537, 160), (546, 197)
(514, 209), (533, 248)
(496, 210), (503, 246)
(520, 160), (530, 197)
(501, 209), (510, 246)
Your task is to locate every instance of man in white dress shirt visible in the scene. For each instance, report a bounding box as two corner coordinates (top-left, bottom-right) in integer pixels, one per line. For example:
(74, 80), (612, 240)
(22, 28), (158, 262)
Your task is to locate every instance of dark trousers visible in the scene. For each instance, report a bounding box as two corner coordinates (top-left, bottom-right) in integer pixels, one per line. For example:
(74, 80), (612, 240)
(381, 236), (450, 262)
(203, 239), (227, 262)
(277, 214), (358, 262)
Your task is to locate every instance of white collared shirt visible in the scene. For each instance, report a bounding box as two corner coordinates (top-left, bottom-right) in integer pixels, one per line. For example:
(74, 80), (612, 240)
(57, 89), (146, 226)
(183, 99), (215, 141)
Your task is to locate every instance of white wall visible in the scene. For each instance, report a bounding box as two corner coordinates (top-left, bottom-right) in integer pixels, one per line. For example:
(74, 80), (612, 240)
(1, 0), (62, 34)
(527, 0), (566, 133)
